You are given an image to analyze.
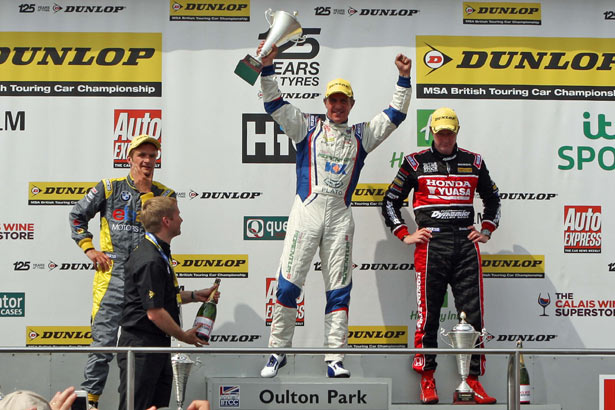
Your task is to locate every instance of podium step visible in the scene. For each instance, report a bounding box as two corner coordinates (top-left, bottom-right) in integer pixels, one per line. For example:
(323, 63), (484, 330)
(206, 376), (391, 410)
(390, 405), (561, 410)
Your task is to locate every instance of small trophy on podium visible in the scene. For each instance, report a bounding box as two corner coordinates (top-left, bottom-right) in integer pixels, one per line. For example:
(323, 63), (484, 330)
(234, 9), (304, 85)
(440, 312), (489, 404)
(172, 353), (196, 410)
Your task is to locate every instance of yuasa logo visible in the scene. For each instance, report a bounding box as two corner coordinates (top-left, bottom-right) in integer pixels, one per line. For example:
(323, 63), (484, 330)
(564, 206), (601, 253)
(113, 109), (162, 168)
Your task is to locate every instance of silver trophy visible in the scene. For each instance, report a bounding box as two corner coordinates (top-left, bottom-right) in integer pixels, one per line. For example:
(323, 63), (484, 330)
(172, 353), (195, 410)
(235, 9), (305, 85)
(440, 312), (488, 404)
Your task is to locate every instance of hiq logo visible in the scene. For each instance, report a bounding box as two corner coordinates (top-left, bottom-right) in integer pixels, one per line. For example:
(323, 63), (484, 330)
(325, 161), (347, 175)
(244, 216), (288, 240)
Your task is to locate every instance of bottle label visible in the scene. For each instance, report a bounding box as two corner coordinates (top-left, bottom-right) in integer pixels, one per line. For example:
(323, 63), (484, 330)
(194, 316), (215, 338)
(520, 385), (532, 403)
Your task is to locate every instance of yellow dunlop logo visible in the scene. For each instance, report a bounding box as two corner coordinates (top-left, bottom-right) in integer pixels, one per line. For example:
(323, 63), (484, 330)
(351, 183), (408, 207)
(348, 326), (408, 347)
(482, 254), (545, 278)
(29, 182), (96, 205)
(170, 0), (250, 22)
(463, 2), (541, 25)
(0, 32), (161, 96)
(173, 254), (248, 278)
(417, 36), (615, 101)
(26, 326), (92, 346)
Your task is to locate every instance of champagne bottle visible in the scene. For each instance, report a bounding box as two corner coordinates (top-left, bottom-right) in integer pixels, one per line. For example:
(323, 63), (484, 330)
(518, 340), (532, 404)
(193, 278), (220, 342)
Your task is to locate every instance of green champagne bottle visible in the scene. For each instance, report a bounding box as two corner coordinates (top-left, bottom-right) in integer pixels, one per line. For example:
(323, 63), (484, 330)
(194, 278), (220, 342)
(518, 341), (532, 404)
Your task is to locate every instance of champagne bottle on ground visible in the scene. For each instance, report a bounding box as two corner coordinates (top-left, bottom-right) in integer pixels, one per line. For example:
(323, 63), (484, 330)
(518, 340), (532, 404)
(194, 278), (220, 342)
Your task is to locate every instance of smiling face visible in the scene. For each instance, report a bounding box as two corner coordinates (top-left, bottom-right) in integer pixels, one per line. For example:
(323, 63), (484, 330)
(324, 93), (355, 124)
(128, 143), (158, 178)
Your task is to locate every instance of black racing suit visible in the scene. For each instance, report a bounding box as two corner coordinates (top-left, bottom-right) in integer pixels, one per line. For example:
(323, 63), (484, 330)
(381, 143), (500, 375)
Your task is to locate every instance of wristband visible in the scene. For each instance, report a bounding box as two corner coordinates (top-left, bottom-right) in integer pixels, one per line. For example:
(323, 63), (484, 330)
(191, 290), (196, 302)
(84, 248), (94, 253)
(480, 229), (492, 238)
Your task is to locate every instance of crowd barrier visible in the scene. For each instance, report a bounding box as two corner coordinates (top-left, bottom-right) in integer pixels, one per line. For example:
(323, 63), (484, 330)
(3, 346), (614, 410)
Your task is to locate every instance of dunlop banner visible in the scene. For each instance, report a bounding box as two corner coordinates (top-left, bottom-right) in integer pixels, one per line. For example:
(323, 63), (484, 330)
(26, 326), (92, 346)
(169, 0), (250, 22)
(28, 182), (96, 205)
(482, 254), (545, 278)
(172, 254), (249, 278)
(417, 35), (615, 100)
(0, 32), (161, 96)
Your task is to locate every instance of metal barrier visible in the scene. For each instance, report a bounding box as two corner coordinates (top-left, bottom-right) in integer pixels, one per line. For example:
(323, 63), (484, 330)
(2, 346), (615, 410)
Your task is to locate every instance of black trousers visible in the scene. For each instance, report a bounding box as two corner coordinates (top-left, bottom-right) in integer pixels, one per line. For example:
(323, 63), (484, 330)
(117, 331), (172, 410)
(412, 227), (486, 376)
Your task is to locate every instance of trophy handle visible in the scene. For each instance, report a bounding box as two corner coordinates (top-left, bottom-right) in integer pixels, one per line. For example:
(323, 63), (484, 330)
(439, 328), (454, 347)
(291, 36), (306, 44)
(264, 8), (273, 27)
(477, 328), (494, 346)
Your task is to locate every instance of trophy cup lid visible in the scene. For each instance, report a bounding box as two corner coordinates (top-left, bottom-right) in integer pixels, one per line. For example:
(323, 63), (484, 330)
(451, 312), (475, 333)
(172, 353), (194, 364)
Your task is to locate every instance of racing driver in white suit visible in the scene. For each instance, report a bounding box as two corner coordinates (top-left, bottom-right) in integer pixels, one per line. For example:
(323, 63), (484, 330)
(258, 43), (412, 378)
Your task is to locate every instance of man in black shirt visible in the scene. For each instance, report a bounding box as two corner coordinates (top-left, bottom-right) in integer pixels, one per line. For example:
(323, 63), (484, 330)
(118, 197), (219, 410)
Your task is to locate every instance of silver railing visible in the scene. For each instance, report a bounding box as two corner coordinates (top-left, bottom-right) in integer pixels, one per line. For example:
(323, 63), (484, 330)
(2, 346), (615, 410)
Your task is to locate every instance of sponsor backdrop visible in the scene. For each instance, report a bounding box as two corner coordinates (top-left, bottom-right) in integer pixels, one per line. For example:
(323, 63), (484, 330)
(1, 0), (614, 367)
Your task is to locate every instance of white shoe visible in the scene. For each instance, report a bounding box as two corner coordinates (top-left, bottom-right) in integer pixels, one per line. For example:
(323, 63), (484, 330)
(260, 354), (287, 378)
(327, 361), (350, 378)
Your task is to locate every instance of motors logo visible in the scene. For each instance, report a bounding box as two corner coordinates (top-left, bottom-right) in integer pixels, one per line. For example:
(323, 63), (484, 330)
(417, 36), (615, 101)
(28, 182), (95, 205)
(173, 254), (248, 278)
(559, 112), (615, 171)
(265, 277), (304, 326)
(244, 217), (288, 240)
(113, 110), (162, 168)
(0, 223), (35, 241)
(351, 183), (408, 207)
(348, 326), (408, 348)
(564, 206), (601, 253)
(482, 255), (545, 278)
(0, 293), (25, 317)
(0, 33), (161, 97)
(462, 2), (541, 25)
(169, 0), (249, 22)
(26, 326), (92, 346)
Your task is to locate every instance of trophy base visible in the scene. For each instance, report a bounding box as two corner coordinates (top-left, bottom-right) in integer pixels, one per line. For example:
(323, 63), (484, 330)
(235, 54), (263, 85)
(453, 390), (475, 404)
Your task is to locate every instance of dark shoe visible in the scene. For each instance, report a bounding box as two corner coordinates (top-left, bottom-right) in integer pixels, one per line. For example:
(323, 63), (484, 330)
(467, 375), (497, 404)
(420, 370), (439, 404)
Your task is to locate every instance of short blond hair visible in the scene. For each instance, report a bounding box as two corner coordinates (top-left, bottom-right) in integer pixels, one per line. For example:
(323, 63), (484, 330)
(141, 196), (177, 233)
